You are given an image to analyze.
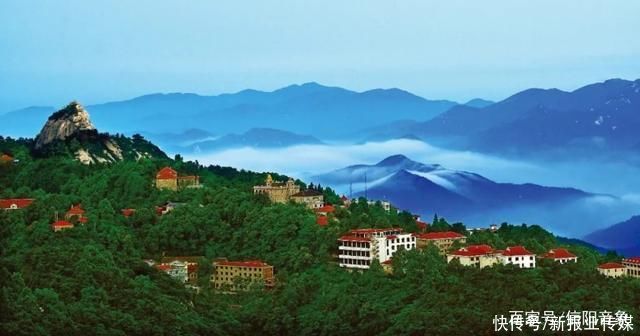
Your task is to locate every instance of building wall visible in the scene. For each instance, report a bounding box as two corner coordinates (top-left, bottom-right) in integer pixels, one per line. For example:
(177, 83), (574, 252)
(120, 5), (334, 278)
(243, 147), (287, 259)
(377, 234), (416, 263)
(291, 195), (324, 209)
(446, 254), (499, 268)
(156, 178), (178, 191)
(598, 267), (626, 278)
(253, 184), (301, 203)
(417, 237), (467, 255)
(338, 240), (372, 269)
(500, 254), (536, 268)
(623, 262), (640, 278)
(211, 264), (275, 291)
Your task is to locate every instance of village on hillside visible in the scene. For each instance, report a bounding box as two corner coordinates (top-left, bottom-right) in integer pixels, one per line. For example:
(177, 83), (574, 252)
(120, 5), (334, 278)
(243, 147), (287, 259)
(2, 162), (639, 295)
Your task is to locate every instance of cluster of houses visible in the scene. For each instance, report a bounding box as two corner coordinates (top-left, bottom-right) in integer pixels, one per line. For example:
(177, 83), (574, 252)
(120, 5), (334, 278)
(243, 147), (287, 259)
(4, 165), (640, 295)
(337, 226), (584, 273)
(145, 256), (275, 293)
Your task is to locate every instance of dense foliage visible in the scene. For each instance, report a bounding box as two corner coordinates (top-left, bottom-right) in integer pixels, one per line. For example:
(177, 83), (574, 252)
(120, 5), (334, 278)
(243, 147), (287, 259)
(1, 137), (638, 335)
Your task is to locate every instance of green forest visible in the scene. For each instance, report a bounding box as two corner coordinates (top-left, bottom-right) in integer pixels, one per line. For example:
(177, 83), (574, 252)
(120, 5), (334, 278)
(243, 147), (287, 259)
(1, 135), (639, 336)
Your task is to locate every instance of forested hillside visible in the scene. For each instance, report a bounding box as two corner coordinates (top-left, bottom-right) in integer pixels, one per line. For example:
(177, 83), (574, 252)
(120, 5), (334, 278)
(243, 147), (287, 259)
(1, 136), (638, 335)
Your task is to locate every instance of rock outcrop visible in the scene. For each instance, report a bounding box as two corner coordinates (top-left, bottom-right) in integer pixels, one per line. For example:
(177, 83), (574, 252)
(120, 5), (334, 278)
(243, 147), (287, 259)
(32, 101), (168, 164)
(34, 101), (95, 149)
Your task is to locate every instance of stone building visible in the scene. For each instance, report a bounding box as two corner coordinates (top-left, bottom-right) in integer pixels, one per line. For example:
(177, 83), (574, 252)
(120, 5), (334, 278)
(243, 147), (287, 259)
(291, 189), (324, 209)
(253, 174), (300, 203)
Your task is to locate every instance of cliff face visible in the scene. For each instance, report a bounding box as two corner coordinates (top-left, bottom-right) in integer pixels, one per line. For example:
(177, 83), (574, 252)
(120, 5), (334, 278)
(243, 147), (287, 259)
(34, 101), (96, 149)
(33, 101), (168, 164)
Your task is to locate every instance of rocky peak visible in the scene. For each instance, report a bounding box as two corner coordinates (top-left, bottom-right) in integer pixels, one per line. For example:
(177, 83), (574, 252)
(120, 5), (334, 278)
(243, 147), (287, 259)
(34, 101), (96, 149)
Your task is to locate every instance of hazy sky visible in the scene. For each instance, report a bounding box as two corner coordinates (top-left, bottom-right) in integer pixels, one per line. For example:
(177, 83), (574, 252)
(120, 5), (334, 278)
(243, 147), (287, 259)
(1, 0), (639, 112)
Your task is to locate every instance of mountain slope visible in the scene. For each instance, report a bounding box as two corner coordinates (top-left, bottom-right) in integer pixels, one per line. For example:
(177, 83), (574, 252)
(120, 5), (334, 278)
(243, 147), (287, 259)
(32, 102), (167, 164)
(312, 154), (595, 232)
(423, 78), (640, 155)
(583, 216), (640, 256)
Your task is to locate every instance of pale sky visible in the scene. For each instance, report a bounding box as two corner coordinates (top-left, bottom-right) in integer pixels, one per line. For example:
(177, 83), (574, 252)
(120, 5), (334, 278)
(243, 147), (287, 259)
(1, 0), (639, 112)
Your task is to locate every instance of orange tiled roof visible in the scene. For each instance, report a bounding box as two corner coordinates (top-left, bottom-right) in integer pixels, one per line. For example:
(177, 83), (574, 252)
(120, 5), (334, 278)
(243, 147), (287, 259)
(598, 262), (625, 269)
(0, 198), (34, 209)
(156, 167), (178, 180)
(414, 231), (465, 240)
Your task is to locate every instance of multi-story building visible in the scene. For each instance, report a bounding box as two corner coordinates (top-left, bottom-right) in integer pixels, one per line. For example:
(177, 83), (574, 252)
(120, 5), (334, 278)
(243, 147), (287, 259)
(414, 231), (466, 255)
(0, 198), (34, 210)
(338, 228), (416, 270)
(447, 244), (498, 268)
(597, 262), (626, 278)
(253, 174), (300, 203)
(542, 248), (578, 264)
(155, 167), (200, 191)
(156, 260), (189, 283)
(161, 256), (203, 284)
(367, 200), (392, 212)
(211, 260), (275, 291)
(291, 189), (324, 209)
(498, 246), (536, 269)
(622, 257), (640, 278)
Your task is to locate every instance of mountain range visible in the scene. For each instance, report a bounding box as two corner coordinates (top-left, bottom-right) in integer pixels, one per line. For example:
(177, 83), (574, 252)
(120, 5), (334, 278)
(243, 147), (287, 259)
(0, 82), (457, 139)
(312, 154), (597, 228)
(367, 78), (640, 159)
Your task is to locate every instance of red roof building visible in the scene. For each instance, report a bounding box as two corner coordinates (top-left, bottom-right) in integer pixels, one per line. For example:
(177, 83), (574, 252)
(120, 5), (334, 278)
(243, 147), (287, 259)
(622, 257), (640, 279)
(597, 262), (627, 278)
(156, 167), (178, 180)
(598, 262), (625, 269)
(65, 204), (88, 223)
(500, 246), (534, 256)
(449, 244), (494, 257)
(52, 220), (74, 232)
(315, 204), (335, 215)
(0, 198), (34, 210)
(542, 248), (578, 264)
(414, 231), (466, 240)
(0, 153), (13, 164)
(316, 215), (328, 226)
(212, 259), (275, 290)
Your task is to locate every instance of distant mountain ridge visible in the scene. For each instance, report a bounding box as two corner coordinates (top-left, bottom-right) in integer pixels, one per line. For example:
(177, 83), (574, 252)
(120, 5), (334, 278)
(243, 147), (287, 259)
(583, 215), (640, 256)
(312, 154), (601, 234)
(369, 78), (640, 158)
(185, 128), (323, 153)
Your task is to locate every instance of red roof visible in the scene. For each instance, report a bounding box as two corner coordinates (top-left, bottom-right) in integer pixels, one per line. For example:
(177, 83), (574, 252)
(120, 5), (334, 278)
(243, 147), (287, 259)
(414, 231), (465, 240)
(156, 264), (171, 271)
(501, 246), (534, 256)
(187, 264), (199, 273)
(450, 244), (494, 257)
(386, 235), (398, 240)
(121, 208), (136, 217)
(156, 167), (178, 180)
(52, 220), (73, 229)
(543, 248), (577, 259)
(338, 235), (371, 242)
(78, 217), (88, 224)
(382, 259), (393, 265)
(315, 205), (335, 213)
(598, 262), (625, 269)
(0, 198), (34, 209)
(316, 215), (328, 226)
(623, 257), (640, 265)
(215, 260), (270, 268)
(66, 204), (85, 216)
(0, 154), (13, 162)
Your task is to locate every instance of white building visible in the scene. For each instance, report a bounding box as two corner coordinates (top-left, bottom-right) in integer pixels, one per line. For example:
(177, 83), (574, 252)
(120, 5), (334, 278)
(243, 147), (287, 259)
(156, 260), (189, 283)
(367, 200), (392, 212)
(338, 228), (416, 270)
(542, 248), (578, 264)
(498, 246), (536, 269)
